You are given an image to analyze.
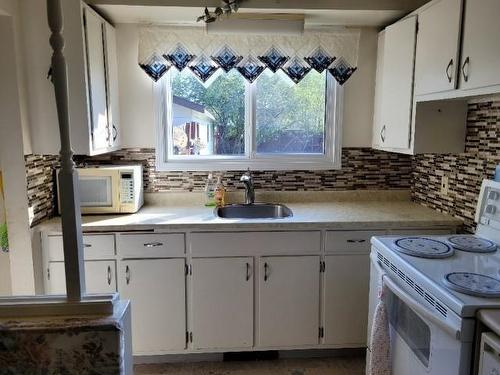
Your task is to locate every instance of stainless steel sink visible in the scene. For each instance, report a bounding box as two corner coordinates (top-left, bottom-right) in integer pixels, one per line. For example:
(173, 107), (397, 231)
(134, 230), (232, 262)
(214, 203), (293, 219)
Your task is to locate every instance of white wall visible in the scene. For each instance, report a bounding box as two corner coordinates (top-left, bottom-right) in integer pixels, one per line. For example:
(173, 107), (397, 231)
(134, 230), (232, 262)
(342, 28), (378, 147)
(117, 24), (156, 148)
(0, 0), (32, 155)
(117, 24), (377, 149)
(0, 13), (36, 295)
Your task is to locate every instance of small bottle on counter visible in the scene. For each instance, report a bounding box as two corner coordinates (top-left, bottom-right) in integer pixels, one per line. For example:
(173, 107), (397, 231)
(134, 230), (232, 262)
(215, 175), (226, 207)
(204, 173), (216, 207)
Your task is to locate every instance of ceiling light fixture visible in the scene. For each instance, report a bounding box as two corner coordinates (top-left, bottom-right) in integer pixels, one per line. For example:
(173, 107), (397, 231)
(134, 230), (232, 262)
(197, 0), (241, 23)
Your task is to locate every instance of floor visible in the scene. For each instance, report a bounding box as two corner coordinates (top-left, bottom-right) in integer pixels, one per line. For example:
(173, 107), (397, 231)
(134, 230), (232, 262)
(134, 356), (365, 375)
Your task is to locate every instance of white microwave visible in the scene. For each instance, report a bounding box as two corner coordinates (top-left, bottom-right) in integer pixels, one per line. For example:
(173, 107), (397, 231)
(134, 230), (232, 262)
(57, 165), (144, 214)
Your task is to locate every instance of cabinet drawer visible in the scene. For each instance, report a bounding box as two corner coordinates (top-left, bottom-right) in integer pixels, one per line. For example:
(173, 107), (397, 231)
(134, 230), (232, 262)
(117, 233), (185, 258)
(325, 231), (385, 254)
(190, 231), (321, 255)
(47, 234), (115, 261)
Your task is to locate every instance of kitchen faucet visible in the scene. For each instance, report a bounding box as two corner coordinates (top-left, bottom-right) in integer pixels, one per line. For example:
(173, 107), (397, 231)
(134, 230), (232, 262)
(240, 169), (255, 205)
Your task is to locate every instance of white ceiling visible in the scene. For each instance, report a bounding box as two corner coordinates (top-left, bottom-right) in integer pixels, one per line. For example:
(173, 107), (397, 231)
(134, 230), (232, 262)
(94, 5), (406, 27)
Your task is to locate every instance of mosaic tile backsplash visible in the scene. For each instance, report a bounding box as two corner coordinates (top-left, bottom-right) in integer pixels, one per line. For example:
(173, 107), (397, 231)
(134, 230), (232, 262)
(25, 97), (500, 230)
(25, 148), (412, 226)
(412, 98), (500, 233)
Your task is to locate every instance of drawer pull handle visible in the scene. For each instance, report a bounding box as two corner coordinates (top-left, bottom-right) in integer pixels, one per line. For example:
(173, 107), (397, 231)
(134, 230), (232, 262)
(461, 56), (469, 82)
(347, 239), (366, 243)
(264, 262), (269, 282)
(125, 265), (130, 285)
(112, 124), (118, 142)
(380, 125), (386, 143)
(107, 266), (112, 286)
(144, 242), (163, 248)
(84, 243), (92, 248)
(246, 262), (251, 281)
(445, 58), (453, 83)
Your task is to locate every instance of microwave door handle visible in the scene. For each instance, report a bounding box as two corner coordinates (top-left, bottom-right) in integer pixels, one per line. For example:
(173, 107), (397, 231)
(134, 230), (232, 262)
(371, 254), (461, 340)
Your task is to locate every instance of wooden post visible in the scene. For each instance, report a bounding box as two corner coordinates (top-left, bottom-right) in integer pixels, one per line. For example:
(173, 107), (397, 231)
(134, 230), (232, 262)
(47, 0), (86, 301)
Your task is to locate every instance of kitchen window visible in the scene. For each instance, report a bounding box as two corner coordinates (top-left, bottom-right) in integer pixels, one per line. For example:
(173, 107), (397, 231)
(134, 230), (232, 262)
(155, 65), (342, 171)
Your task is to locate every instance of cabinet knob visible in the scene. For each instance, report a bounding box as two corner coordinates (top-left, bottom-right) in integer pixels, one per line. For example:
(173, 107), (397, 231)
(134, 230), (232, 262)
(461, 56), (470, 82)
(445, 58), (454, 83)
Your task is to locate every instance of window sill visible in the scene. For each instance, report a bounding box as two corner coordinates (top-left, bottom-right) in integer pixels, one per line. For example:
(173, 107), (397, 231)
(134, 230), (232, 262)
(156, 157), (341, 171)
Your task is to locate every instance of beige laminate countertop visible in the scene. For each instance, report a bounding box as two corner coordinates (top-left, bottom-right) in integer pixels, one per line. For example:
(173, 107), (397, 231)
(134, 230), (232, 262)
(36, 191), (462, 233)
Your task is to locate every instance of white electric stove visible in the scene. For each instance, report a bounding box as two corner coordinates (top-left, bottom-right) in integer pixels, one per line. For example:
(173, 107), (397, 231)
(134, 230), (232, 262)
(368, 179), (500, 375)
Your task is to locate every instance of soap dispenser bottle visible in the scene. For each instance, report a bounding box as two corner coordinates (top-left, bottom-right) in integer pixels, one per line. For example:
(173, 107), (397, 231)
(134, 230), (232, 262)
(204, 173), (216, 207)
(215, 175), (226, 207)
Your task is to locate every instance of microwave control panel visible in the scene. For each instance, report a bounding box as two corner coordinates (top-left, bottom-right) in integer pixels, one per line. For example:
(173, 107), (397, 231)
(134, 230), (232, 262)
(120, 172), (134, 204)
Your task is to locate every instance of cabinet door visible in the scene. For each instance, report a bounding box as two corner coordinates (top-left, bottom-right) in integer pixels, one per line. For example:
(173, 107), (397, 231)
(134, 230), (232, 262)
(258, 256), (320, 347)
(47, 260), (116, 294)
(118, 259), (186, 354)
(191, 257), (253, 349)
(84, 8), (110, 152)
(323, 255), (370, 346)
(460, 0), (500, 90)
(414, 0), (462, 95)
(104, 22), (120, 149)
(372, 31), (385, 148)
(379, 16), (417, 150)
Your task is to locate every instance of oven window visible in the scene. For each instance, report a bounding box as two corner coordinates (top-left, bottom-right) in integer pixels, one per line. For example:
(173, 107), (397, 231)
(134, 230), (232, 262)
(386, 289), (431, 367)
(79, 176), (113, 207)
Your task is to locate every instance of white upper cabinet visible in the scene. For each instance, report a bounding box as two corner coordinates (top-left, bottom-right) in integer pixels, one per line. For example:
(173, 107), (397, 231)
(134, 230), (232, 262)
(414, 0), (463, 95)
(459, 0), (500, 91)
(104, 22), (121, 149)
(371, 32), (385, 149)
(378, 15), (417, 150)
(24, 1), (120, 155)
(84, 8), (110, 152)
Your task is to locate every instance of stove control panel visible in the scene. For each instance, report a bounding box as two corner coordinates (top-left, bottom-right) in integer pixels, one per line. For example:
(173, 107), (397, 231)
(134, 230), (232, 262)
(477, 180), (500, 234)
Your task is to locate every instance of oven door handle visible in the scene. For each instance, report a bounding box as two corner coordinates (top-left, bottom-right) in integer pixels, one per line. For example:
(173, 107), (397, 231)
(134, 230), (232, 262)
(371, 255), (462, 340)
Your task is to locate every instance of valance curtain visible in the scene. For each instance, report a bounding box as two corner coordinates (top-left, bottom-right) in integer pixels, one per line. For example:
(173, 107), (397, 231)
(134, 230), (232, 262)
(138, 26), (360, 85)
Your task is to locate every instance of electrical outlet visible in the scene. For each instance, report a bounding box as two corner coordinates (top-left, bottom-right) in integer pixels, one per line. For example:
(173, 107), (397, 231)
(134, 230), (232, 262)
(440, 175), (449, 195)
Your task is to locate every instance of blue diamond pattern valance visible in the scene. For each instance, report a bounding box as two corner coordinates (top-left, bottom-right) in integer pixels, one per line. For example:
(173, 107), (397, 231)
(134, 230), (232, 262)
(139, 26), (360, 85)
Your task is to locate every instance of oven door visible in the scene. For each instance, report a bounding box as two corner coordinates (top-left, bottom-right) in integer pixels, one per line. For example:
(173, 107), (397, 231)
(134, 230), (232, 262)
(370, 255), (472, 375)
(76, 169), (120, 213)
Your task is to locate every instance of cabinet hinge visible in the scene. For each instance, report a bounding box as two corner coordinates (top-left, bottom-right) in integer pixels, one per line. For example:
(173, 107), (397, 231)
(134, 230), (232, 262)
(320, 261), (325, 273)
(189, 332), (193, 343)
(185, 264), (189, 276)
(319, 327), (324, 339)
(189, 264), (193, 276)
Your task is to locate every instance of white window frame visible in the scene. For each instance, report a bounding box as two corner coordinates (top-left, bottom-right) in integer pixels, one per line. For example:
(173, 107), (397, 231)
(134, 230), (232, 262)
(155, 70), (343, 171)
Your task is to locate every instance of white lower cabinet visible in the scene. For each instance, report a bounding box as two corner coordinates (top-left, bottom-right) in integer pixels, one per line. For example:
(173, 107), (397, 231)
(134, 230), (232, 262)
(191, 257), (253, 349)
(323, 254), (370, 346)
(258, 256), (320, 347)
(118, 258), (186, 354)
(42, 227), (457, 355)
(46, 260), (116, 294)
